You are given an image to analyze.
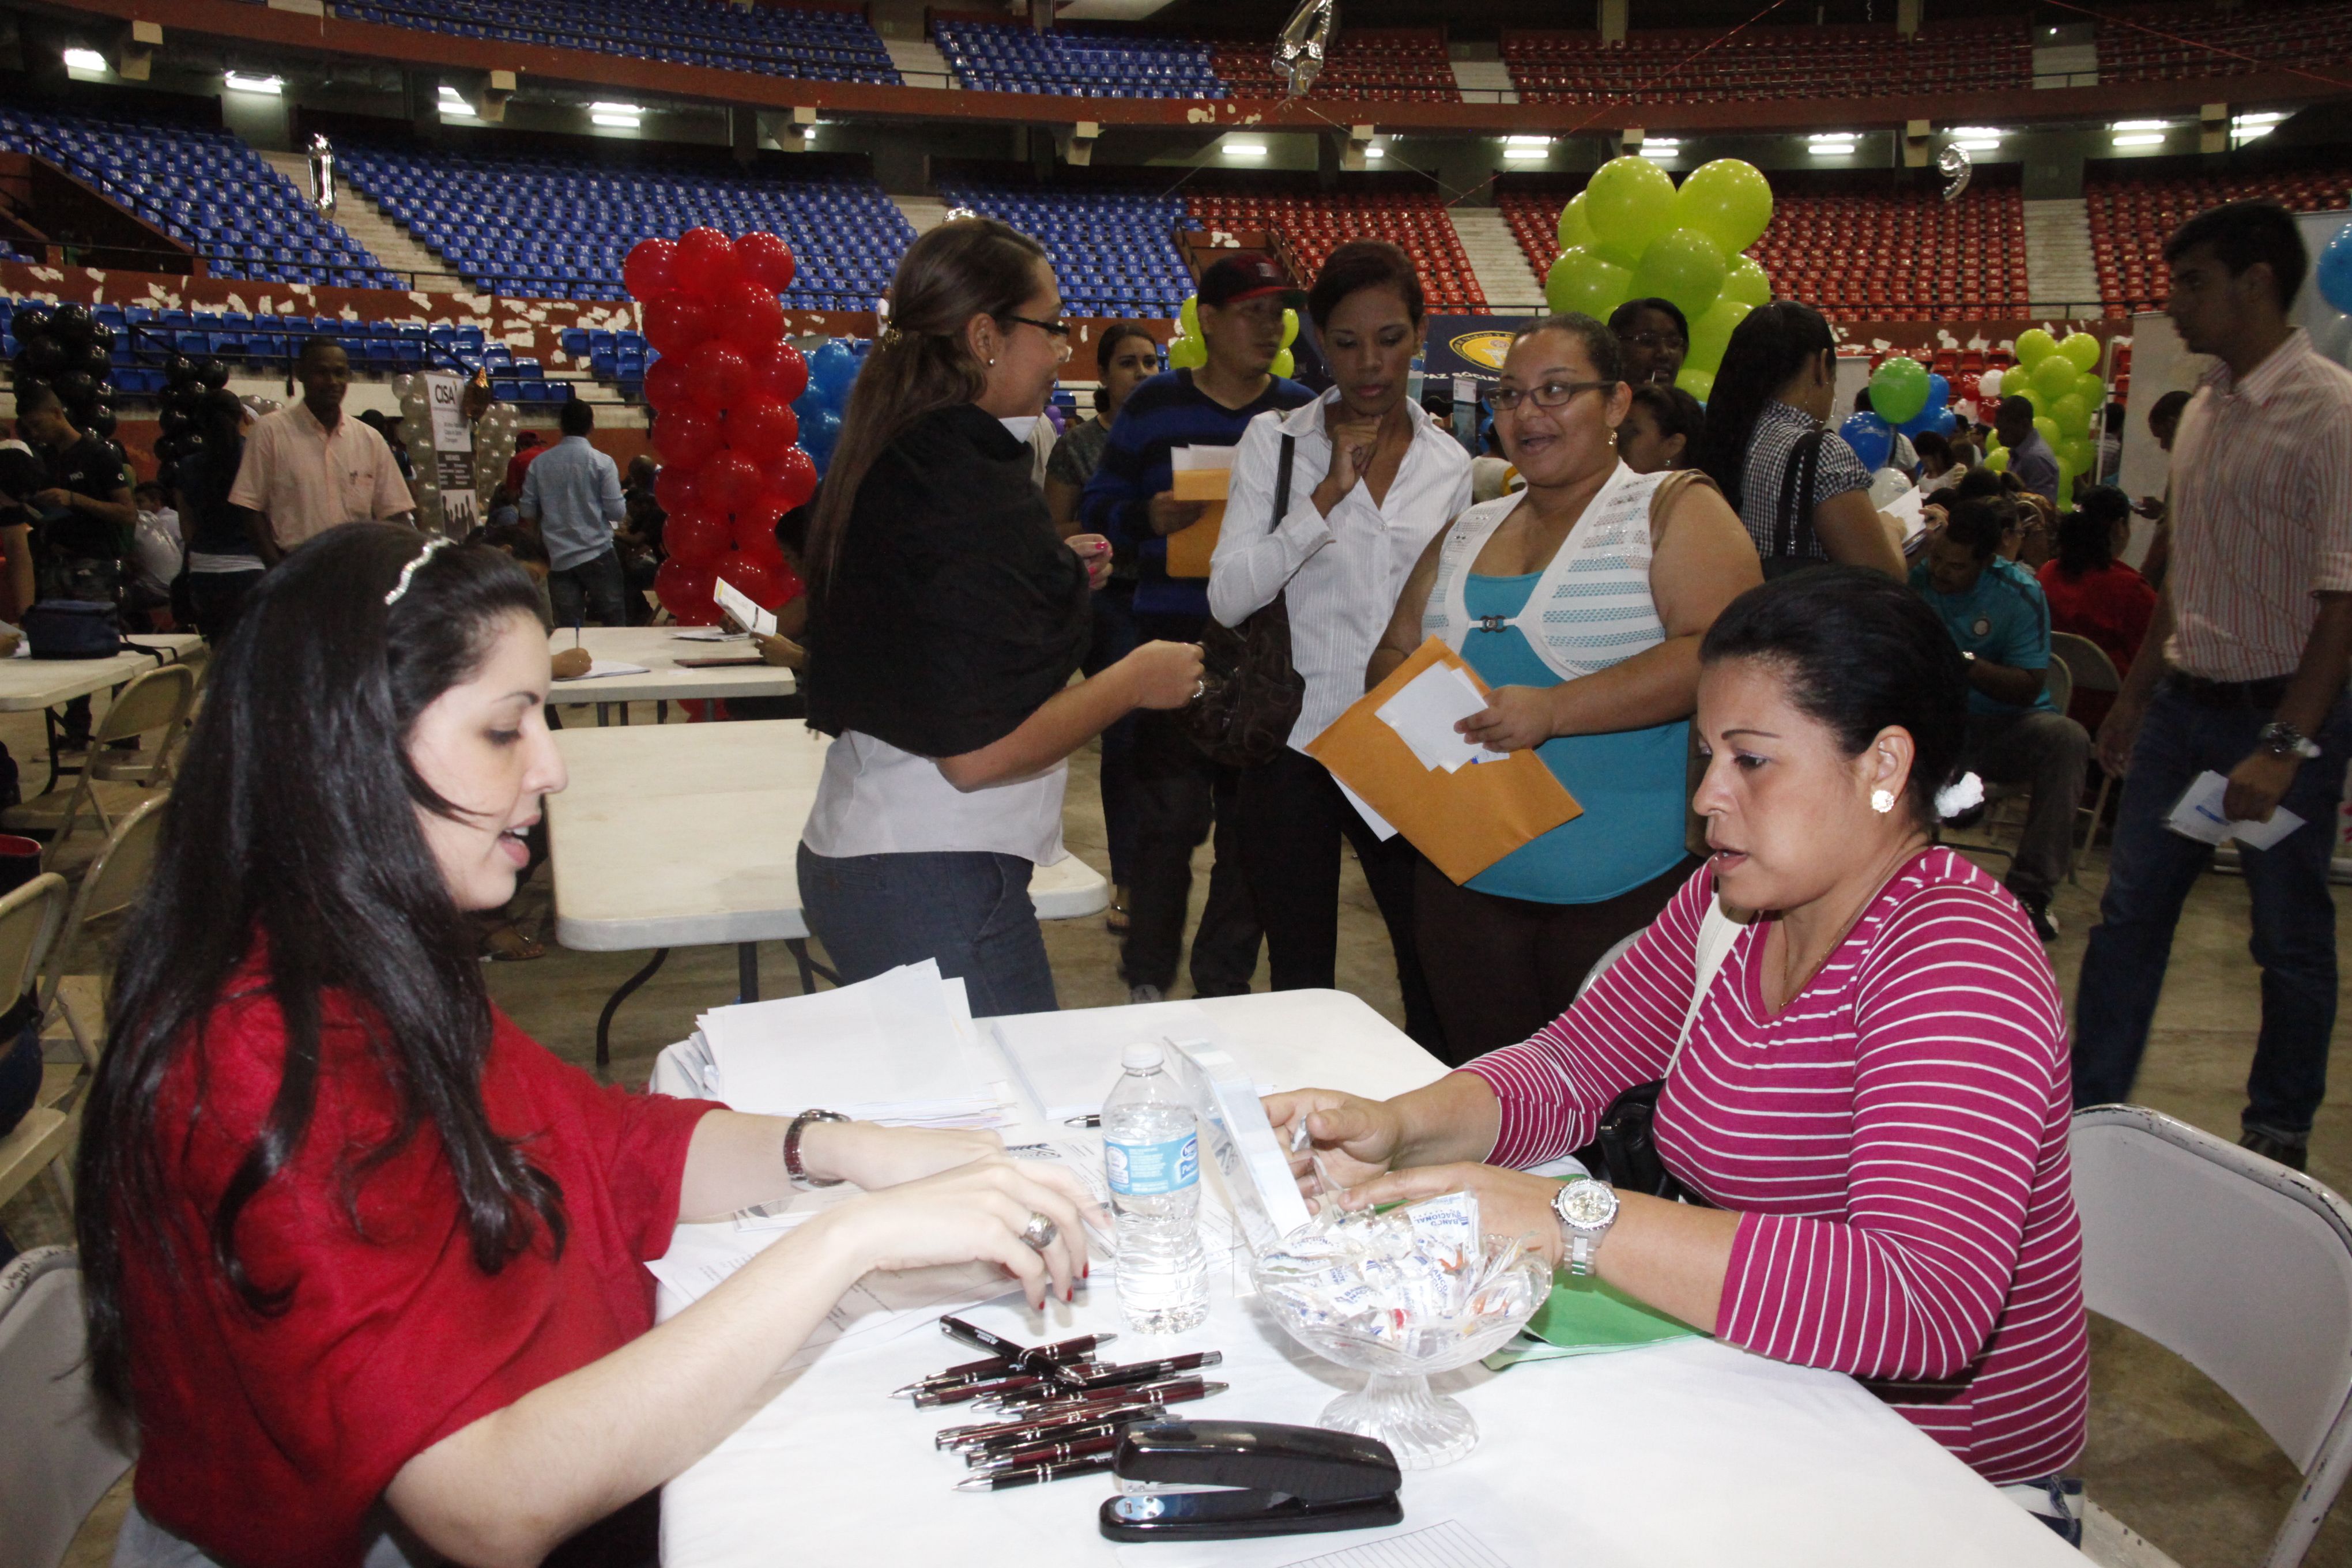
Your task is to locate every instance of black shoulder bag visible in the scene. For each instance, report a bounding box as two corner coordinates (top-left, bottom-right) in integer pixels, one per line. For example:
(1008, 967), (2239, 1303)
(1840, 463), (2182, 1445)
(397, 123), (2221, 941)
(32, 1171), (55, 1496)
(1761, 428), (1828, 582)
(1182, 434), (1306, 769)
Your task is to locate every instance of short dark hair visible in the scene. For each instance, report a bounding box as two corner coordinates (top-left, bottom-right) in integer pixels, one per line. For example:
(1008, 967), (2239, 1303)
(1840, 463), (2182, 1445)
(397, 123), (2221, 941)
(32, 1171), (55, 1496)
(1306, 240), (1424, 330)
(1511, 312), (1624, 386)
(15, 384), (62, 420)
(1607, 297), (1688, 344)
(559, 398), (594, 438)
(297, 334), (345, 367)
(476, 521), (549, 566)
(1700, 567), (1969, 827)
(1913, 431), (1952, 466)
(2148, 389), (2192, 431)
(1095, 321), (1156, 374)
(2163, 199), (2308, 311)
(1996, 393), (2033, 424)
(1629, 382), (1704, 454)
(1943, 497), (2009, 561)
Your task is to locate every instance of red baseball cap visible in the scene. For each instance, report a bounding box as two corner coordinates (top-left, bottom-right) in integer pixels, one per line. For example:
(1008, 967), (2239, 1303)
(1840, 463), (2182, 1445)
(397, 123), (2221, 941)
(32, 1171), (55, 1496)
(1197, 252), (1304, 308)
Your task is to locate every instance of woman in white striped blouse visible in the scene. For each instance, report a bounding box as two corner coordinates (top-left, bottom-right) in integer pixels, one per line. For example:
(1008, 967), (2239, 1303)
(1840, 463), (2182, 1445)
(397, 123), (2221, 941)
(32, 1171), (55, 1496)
(1209, 242), (1472, 1051)
(1370, 315), (1759, 1062)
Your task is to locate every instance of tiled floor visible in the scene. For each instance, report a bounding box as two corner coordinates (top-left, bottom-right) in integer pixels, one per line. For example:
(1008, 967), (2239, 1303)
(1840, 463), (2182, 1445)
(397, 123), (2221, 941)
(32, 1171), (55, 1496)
(16, 706), (2352, 1567)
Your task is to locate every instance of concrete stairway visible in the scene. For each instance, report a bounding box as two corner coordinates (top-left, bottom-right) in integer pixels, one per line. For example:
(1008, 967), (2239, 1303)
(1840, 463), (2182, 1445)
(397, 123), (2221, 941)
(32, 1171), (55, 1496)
(1450, 58), (1519, 104)
(1450, 207), (1546, 315)
(893, 195), (950, 236)
(2023, 197), (2104, 318)
(258, 149), (463, 293)
(883, 36), (956, 88)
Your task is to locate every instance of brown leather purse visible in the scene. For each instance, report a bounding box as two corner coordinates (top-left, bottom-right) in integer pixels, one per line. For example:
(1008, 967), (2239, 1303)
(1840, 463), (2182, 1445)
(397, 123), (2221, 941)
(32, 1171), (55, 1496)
(1182, 434), (1306, 768)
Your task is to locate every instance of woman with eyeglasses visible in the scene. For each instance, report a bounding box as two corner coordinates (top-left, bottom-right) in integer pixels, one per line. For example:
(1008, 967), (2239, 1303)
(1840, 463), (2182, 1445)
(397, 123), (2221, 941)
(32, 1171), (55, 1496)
(1208, 240), (1472, 1052)
(1371, 314), (1759, 1061)
(1606, 296), (1689, 389)
(800, 218), (1203, 1013)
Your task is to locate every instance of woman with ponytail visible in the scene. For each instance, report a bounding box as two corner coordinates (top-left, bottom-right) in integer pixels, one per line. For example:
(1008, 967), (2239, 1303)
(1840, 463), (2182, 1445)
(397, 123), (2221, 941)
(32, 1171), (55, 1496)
(1691, 300), (1905, 579)
(800, 218), (1203, 1013)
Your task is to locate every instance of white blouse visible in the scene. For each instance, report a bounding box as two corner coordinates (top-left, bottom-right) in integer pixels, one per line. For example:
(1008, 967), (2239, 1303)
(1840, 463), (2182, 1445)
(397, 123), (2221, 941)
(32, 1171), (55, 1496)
(801, 732), (1066, 865)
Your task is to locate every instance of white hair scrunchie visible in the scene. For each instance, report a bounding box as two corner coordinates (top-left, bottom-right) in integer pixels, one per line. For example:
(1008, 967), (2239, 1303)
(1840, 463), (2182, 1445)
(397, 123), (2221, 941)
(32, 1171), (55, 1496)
(1935, 771), (1986, 821)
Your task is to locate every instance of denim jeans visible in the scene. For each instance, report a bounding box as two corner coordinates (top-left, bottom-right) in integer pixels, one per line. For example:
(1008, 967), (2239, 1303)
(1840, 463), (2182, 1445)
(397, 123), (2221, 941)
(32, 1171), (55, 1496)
(796, 843), (1058, 1017)
(2073, 683), (2352, 1136)
(547, 545), (630, 629)
(1086, 589), (1139, 888)
(1120, 707), (1260, 997)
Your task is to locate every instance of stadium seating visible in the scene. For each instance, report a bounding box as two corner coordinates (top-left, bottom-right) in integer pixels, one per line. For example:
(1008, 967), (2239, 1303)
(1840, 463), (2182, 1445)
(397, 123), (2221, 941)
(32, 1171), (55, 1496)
(1498, 182), (2030, 322)
(1502, 23), (2031, 104)
(1184, 187), (1486, 312)
(2086, 160), (2352, 314)
(936, 182), (1194, 318)
(1208, 29), (1458, 103)
(2095, 0), (2352, 81)
(932, 21), (1224, 98)
(330, 0), (898, 84)
(337, 144), (914, 306)
(0, 107), (399, 290)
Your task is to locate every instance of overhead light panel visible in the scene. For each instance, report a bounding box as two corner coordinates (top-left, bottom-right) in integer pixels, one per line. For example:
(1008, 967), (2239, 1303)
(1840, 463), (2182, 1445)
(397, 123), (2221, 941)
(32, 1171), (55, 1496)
(439, 87), (478, 119)
(62, 48), (107, 72)
(2112, 133), (2166, 147)
(590, 101), (643, 116)
(1808, 131), (1858, 142)
(224, 71), (284, 95)
(2236, 110), (2287, 124)
(1953, 140), (2002, 152)
(1363, 145), (1385, 159)
(591, 103), (643, 127)
(1948, 126), (2007, 138)
(2110, 119), (2170, 131)
(1503, 135), (1552, 159)
(1221, 141), (1267, 157)
(1809, 140), (1858, 156)
(1637, 138), (1680, 159)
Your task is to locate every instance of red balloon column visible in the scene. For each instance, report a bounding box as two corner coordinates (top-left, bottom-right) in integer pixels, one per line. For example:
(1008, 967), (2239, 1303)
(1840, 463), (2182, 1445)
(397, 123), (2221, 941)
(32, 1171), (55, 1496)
(627, 227), (815, 626)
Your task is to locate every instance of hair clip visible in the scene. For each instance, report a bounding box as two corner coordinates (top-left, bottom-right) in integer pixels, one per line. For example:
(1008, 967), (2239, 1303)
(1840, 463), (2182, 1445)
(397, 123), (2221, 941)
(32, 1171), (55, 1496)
(877, 325), (904, 347)
(384, 536), (454, 607)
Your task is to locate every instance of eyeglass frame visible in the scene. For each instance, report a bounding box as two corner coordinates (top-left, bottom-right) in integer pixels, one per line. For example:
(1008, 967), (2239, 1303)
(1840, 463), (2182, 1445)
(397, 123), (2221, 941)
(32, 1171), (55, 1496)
(1004, 312), (1072, 340)
(1483, 378), (1619, 414)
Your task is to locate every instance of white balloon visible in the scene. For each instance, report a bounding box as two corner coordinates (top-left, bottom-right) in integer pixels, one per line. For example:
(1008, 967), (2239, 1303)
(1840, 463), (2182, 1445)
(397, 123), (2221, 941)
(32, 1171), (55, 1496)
(1978, 368), (2004, 397)
(1869, 467), (1913, 507)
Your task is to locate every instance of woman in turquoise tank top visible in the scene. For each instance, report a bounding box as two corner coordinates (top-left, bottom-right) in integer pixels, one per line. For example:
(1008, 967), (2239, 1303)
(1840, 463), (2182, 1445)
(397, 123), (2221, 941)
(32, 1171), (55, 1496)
(1373, 315), (1761, 1062)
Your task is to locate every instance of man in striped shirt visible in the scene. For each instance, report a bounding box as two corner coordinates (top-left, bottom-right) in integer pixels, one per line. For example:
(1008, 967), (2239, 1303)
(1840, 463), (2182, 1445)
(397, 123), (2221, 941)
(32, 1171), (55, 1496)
(2074, 203), (2352, 1171)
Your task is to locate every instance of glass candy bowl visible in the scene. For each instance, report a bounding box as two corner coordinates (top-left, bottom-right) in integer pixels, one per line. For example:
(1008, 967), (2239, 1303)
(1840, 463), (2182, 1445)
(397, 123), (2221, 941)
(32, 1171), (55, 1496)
(1251, 1212), (1552, 1469)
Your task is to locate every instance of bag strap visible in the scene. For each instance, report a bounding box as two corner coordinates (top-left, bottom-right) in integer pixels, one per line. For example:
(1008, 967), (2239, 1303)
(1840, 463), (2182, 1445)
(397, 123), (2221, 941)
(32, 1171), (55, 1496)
(1770, 429), (1826, 561)
(1269, 434), (1295, 533)
(1668, 891), (1744, 1073)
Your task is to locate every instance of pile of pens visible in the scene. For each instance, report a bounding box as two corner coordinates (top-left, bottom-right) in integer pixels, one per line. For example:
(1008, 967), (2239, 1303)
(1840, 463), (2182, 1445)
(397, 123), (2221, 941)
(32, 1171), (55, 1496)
(905, 1316), (1226, 1492)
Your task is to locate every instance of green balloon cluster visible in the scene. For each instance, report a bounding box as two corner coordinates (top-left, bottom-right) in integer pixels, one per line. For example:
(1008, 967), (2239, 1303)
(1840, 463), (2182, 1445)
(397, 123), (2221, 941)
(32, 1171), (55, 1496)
(1984, 328), (2109, 508)
(1166, 297), (1299, 377)
(1546, 157), (1776, 395)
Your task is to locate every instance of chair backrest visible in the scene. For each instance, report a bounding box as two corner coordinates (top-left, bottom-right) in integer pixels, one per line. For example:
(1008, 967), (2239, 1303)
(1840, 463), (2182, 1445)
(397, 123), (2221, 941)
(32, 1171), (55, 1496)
(2072, 1106), (2352, 1476)
(0, 1247), (137, 1568)
(1575, 932), (1641, 1004)
(92, 662), (195, 748)
(2041, 654), (2074, 719)
(67, 794), (167, 933)
(0, 872), (68, 1006)
(2051, 630), (2122, 695)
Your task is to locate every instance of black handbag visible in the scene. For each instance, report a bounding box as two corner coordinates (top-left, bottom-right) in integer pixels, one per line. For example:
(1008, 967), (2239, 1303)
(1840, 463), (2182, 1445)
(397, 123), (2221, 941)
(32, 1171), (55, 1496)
(1760, 428), (1828, 581)
(22, 599), (120, 659)
(1181, 434), (1307, 769)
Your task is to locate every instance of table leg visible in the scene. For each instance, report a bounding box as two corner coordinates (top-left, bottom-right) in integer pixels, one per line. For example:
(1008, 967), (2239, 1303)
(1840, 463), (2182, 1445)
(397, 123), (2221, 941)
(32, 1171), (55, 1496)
(594, 947), (670, 1071)
(657, 699), (669, 725)
(596, 702), (610, 728)
(738, 941), (759, 1002)
(786, 938), (840, 994)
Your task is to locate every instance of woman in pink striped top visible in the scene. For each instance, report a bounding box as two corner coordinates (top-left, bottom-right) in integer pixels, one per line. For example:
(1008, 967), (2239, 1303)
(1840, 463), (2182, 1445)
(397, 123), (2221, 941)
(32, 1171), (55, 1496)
(1273, 568), (2088, 1501)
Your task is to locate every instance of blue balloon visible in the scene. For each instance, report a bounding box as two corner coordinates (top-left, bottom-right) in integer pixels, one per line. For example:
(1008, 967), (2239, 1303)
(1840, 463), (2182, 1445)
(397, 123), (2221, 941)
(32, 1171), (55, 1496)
(1927, 372), (1950, 410)
(809, 338), (861, 403)
(793, 381), (834, 418)
(2320, 221), (2352, 315)
(1840, 410), (1894, 471)
(800, 406), (843, 474)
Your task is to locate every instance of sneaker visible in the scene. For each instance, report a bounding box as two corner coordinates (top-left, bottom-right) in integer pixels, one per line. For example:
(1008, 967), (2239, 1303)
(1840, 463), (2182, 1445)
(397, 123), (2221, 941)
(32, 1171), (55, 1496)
(2241, 1128), (2309, 1171)
(1127, 983), (1164, 1005)
(2016, 895), (2060, 943)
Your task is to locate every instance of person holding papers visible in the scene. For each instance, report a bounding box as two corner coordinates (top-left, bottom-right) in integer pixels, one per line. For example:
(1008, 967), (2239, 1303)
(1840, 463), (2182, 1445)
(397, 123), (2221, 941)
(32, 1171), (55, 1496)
(1912, 498), (2088, 943)
(1209, 242), (1473, 1051)
(76, 525), (1097, 1568)
(801, 218), (1203, 1015)
(1371, 314), (1759, 1060)
(1272, 569), (2089, 1526)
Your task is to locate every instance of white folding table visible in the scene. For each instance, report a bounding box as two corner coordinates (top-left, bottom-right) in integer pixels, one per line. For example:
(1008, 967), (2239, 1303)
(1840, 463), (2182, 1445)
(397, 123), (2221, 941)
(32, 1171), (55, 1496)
(0, 633), (207, 794)
(651, 989), (2080, 1568)
(548, 718), (1107, 1064)
(549, 627), (798, 724)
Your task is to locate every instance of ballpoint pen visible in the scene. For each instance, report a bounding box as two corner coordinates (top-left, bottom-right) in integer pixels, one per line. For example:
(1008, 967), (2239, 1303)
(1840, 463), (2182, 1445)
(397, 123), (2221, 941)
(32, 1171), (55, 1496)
(936, 1400), (1166, 1450)
(952, 1454), (1117, 1491)
(894, 1332), (1115, 1399)
(909, 1373), (1051, 1409)
(888, 1355), (1015, 1397)
(976, 1377), (1227, 1417)
(967, 1428), (1131, 1471)
(960, 1412), (1158, 1459)
(1051, 1350), (1223, 1390)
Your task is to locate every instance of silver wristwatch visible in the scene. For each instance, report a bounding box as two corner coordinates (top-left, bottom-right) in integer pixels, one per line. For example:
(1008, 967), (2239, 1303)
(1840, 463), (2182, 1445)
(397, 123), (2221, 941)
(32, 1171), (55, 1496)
(1551, 1177), (1620, 1277)
(2260, 721), (2323, 761)
(783, 1109), (849, 1189)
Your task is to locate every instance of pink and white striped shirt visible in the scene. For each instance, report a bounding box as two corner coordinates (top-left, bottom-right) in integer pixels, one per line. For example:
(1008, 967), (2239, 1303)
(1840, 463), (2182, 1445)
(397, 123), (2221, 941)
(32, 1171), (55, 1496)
(1463, 848), (2088, 1484)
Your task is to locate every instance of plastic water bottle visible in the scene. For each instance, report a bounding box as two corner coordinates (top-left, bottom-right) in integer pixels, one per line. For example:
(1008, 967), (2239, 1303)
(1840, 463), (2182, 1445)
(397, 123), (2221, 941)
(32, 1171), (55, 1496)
(1102, 1042), (1208, 1335)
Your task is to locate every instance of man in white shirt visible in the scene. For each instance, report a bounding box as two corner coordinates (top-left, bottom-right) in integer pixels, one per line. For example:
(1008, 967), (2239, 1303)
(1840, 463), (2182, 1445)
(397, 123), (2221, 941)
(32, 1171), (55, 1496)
(228, 337), (413, 561)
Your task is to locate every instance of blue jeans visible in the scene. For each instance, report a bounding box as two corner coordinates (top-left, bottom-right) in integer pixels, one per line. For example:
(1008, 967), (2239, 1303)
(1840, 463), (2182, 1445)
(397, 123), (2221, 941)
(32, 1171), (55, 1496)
(2073, 683), (2352, 1136)
(547, 545), (630, 628)
(796, 844), (1058, 1017)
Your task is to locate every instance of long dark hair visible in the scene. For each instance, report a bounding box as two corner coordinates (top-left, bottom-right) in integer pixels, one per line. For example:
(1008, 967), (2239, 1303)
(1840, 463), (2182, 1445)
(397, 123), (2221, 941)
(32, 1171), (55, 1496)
(1692, 301), (1833, 515)
(1094, 321), (1157, 416)
(2056, 484), (2130, 579)
(1701, 566), (1969, 827)
(77, 525), (564, 1414)
(806, 217), (1049, 591)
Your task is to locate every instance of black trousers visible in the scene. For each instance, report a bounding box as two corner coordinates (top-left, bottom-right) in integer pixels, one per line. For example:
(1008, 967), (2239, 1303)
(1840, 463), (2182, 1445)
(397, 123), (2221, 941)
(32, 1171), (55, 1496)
(1121, 707), (1260, 995)
(1234, 745), (1442, 1053)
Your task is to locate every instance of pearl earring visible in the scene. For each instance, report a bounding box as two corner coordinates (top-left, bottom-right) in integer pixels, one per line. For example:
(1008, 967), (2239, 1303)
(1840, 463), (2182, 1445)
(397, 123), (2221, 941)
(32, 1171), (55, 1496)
(987, 356), (997, 366)
(1870, 789), (1896, 815)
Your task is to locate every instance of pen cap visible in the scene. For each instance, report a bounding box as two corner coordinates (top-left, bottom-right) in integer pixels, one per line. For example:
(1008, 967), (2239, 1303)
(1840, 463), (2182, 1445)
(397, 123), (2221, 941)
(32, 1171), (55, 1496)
(1121, 1042), (1163, 1072)
(1112, 1422), (1400, 1502)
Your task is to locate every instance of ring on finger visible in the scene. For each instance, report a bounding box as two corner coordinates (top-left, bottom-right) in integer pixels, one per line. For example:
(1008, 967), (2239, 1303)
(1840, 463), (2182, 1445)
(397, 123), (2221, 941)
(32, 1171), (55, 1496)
(1019, 1212), (1058, 1252)
(1190, 678), (1206, 702)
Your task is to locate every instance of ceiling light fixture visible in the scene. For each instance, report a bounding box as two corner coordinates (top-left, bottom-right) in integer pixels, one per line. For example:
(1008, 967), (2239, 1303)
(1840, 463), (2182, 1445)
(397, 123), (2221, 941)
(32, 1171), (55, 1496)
(590, 100), (643, 115)
(1808, 131), (1857, 142)
(1954, 140), (2002, 152)
(2110, 119), (2170, 131)
(1809, 141), (1858, 156)
(2112, 133), (2166, 147)
(1947, 126), (2008, 138)
(62, 48), (107, 72)
(1221, 141), (1267, 157)
(592, 114), (639, 127)
(224, 71), (283, 95)
(1363, 145), (1385, 159)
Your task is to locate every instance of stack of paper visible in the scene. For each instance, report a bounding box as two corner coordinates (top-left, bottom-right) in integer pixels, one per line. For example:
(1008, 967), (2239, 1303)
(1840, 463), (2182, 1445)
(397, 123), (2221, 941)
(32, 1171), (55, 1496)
(990, 998), (1229, 1122)
(694, 961), (1017, 1128)
(1165, 444), (1235, 579)
(1375, 661), (1502, 772)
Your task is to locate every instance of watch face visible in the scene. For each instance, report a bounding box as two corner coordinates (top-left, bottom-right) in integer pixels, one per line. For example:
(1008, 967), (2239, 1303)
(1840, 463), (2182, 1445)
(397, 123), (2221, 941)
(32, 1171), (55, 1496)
(1556, 1181), (1616, 1228)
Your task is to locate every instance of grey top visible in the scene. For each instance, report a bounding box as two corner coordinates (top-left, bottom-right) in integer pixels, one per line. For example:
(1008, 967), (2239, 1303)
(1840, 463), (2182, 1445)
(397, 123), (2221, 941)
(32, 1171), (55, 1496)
(1737, 399), (1871, 563)
(517, 435), (624, 572)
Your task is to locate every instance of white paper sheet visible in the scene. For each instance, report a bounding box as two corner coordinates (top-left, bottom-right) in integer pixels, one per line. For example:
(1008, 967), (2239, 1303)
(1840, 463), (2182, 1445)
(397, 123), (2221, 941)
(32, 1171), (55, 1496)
(990, 1002), (1220, 1121)
(670, 626), (749, 643)
(2164, 769), (2307, 851)
(1375, 662), (1498, 773)
(553, 659), (653, 681)
(713, 576), (778, 638)
(1882, 483), (1929, 544)
(1170, 444), (1238, 472)
(1334, 776), (1401, 840)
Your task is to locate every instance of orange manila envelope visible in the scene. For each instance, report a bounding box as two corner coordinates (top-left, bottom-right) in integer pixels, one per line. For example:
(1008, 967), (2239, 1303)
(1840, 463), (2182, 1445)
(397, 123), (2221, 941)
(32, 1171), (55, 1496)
(1164, 465), (1229, 579)
(1306, 636), (1582, 885)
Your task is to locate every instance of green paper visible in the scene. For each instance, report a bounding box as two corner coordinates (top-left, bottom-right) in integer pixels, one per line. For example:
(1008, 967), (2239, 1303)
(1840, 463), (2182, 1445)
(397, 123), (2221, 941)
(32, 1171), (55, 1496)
(1485, 1273), (1702, 1369)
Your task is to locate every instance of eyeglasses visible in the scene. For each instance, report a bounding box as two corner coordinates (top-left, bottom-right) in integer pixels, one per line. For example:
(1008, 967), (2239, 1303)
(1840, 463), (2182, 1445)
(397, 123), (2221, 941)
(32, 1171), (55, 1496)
(1621, 331), (1687, 352)
(1005, 313), (1072, 340)
(1484, 379), (1616, 414)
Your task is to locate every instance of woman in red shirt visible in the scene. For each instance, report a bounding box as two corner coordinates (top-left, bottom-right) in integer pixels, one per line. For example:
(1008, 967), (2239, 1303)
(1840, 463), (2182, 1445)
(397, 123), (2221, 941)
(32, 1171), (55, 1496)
(76, 525), (1093, 1568)
(2037, 484), (2156, 732)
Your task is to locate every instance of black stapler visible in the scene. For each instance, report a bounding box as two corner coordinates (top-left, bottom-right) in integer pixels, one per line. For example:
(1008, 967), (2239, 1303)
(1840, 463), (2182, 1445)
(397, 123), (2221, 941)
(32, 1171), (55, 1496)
(1096, 1420), (1403, 1543)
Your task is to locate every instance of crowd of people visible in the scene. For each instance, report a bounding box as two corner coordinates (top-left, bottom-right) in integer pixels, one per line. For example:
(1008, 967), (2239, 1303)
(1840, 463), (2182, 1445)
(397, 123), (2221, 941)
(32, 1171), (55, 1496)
(4, 191), (2339, 1565)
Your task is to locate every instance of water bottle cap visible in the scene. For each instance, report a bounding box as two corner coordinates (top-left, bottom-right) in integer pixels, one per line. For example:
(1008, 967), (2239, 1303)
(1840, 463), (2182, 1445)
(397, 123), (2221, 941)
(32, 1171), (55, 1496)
(1121, 1042), (1164, 1071)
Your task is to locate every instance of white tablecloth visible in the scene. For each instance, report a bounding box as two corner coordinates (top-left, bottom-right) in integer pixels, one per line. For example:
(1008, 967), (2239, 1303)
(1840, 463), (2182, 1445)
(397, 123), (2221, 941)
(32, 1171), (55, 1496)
(651, 991), (2079, 1567)
(0, 632), (203, 712)
(548, 627), (798, 707)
